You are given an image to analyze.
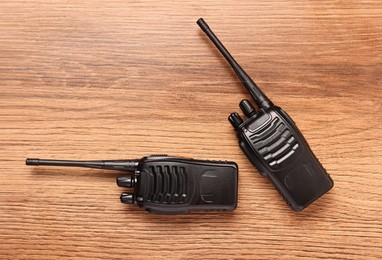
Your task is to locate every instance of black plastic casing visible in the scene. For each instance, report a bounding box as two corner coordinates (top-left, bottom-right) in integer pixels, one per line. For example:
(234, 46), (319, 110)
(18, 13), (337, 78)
(196, 18), (333, 211)
(128, 155), (238, 214)
(235, 107), (333, 211)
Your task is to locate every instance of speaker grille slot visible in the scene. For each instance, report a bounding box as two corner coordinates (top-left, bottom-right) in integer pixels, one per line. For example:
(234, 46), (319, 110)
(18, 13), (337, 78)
(147, 165), (188, 204)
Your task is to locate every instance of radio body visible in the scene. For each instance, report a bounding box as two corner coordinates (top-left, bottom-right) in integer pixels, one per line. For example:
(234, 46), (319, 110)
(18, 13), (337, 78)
(26, 155), (238, 214)
(197, 18), (333, 210)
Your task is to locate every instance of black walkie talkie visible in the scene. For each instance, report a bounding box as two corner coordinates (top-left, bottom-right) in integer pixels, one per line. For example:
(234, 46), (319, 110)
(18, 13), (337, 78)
(197, 18), (333, 211)
(26, 155), (238, 214)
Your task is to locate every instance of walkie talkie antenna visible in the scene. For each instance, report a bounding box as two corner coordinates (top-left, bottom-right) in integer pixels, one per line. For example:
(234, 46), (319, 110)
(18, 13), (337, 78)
(26, 158), (139, 172)
(197, 18), (273, 109)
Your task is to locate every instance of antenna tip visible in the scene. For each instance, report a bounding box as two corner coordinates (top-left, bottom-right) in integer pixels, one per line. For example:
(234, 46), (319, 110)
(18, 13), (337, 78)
(197, 18), (205, 24)
(26, 158), (39, 166)
(197, 18), (209, 31)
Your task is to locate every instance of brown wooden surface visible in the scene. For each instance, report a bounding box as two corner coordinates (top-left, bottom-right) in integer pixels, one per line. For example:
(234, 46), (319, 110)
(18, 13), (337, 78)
(0, 1), (381, 259)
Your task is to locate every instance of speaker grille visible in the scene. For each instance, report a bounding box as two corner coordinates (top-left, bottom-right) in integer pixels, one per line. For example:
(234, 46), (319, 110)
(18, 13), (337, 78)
(147, 165), (188, 204)
(251, 118), (299, 169)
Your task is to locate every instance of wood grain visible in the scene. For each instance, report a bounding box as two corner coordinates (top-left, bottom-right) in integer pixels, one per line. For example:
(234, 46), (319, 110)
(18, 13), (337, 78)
(0, 0), (381, 259)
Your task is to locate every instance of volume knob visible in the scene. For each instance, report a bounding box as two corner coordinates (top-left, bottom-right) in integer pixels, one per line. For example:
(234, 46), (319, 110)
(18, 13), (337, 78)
(120, 193), (134, 204)
(228, 112), (243, 129)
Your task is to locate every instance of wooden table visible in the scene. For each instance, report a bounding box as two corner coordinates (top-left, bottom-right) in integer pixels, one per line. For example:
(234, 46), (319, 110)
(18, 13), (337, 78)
(1, 1), (381, 259)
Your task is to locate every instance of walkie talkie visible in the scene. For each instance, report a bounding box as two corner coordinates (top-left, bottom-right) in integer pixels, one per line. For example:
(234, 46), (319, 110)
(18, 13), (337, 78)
(197, 18), (333, 211)
(26, 155), (238, 214)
